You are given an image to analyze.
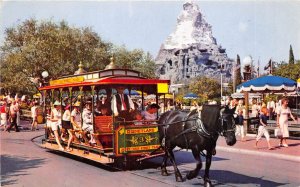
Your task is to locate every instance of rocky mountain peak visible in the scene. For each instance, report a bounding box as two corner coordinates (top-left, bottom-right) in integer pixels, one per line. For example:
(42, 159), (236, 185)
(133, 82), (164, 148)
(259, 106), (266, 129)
(155, 1), (233, 84)
(163, 1), (216, 51)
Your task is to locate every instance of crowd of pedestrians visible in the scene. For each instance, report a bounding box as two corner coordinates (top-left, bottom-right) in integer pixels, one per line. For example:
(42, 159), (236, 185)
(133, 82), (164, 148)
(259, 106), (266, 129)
(0, 95), (40, 132)
(224, 96), (297, 150)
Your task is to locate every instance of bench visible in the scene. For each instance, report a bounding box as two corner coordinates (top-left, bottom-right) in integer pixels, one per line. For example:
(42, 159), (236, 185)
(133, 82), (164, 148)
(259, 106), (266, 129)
(92, 116), (114, 149)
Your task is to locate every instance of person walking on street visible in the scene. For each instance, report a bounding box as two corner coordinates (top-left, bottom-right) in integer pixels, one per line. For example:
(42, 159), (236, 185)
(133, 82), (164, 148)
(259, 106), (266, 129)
(277, 97), (297, 147)
(235, 99), (245, 141)
(15, 97), (21, 128)
(255, 107), (273, 150)
(0, 101), (8, 129)
(6, 99), (19, 132)
(31, 102), (38, 131)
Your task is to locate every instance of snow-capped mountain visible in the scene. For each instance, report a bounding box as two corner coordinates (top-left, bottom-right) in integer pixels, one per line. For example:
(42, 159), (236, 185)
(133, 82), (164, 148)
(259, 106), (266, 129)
(155, 1), (233, 84)
(163, 1), (216, 50)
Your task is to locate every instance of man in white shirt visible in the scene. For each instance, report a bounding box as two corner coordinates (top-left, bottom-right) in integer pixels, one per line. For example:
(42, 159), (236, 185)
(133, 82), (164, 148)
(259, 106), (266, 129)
(111, 86), (135, 121)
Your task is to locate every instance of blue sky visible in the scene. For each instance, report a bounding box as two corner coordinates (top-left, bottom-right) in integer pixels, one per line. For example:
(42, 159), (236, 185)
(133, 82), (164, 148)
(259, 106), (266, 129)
(1, 0), (300, 70)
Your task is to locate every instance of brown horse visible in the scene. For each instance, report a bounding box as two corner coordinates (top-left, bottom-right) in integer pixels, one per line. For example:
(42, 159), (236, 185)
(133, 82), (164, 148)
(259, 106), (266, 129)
(158, 105), (236, 186)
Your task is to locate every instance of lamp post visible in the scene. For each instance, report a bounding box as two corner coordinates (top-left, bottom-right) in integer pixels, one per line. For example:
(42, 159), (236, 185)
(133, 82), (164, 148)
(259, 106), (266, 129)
(172, 87), (176, 110)
(220, 61), (223, 102)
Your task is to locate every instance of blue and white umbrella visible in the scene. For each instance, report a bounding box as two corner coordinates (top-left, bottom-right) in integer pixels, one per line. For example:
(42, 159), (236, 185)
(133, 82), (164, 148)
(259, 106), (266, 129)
(183, 93), (199, 99)
(124, 89), (140, 96)
(237, 75), (296, 93)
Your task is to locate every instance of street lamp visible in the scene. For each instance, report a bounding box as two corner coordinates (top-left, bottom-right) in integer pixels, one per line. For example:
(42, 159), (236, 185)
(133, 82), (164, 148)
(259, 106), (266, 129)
(41, 71), (49, 87)
(220, 61), (224, 101)
(172, 87), (176, 110)
(42, 71), (49, 79)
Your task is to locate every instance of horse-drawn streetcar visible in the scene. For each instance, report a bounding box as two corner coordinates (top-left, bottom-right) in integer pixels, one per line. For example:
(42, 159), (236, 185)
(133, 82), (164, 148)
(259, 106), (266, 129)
(39, 57), (237, 186)
(39, 58), (170, 169)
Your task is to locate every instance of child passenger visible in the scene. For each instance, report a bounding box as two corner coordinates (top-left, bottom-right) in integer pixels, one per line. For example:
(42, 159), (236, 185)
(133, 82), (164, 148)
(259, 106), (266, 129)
(255, 107), (273, 150)
(133, 110), (144, 125)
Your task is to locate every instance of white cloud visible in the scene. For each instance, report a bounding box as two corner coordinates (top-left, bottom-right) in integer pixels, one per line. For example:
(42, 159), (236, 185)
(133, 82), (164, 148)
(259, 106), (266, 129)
(238, 21), (248, 32)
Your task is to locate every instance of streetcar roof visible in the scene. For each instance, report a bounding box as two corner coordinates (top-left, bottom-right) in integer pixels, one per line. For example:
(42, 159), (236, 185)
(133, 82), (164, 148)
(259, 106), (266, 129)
(39, 68), (170, 93)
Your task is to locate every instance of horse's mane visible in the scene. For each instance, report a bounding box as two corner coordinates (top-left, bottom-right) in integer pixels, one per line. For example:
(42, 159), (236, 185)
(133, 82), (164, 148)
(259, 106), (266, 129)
(201, 104), (221, 131)
(187, 109), (198, 118)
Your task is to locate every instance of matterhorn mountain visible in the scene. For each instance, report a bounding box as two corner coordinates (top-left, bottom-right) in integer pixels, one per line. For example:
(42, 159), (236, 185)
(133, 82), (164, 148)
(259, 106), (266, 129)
(155, 1), (233, 84)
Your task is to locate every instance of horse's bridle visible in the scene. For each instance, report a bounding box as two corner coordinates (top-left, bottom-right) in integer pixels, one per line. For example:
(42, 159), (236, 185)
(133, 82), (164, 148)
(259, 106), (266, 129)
(218, 113), (236, 136)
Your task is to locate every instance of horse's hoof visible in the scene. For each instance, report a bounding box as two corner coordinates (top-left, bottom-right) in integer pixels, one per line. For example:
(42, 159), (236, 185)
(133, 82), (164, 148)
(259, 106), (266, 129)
(176, 176), (184, 182)
(186, 171), (196, 180)
(212, 149), (216, 155)
(204, 179), (212, 187)
(161, 168), (168, 176)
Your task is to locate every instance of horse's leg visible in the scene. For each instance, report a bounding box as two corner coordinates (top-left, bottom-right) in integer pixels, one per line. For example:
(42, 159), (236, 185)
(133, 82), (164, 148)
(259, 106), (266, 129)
(186, 145), (202, 180)
(161, 150), (169, 176)
(204, 151), (213, 187)
(168, 148), (183, 182)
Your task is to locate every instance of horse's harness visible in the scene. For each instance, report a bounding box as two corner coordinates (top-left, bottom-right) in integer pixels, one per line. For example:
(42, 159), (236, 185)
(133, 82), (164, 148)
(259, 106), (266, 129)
(161, 111), (235, 147)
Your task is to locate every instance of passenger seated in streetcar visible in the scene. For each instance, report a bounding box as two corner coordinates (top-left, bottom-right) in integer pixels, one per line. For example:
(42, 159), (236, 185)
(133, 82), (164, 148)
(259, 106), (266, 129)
(142, 103), (160, 124)
(95, 102), (111, 116)
(61, 104), (71, 141)
(65, 101), (81, 152)
(50, 101), (65, 151)
(82, 99), (96, 144)
(133, 110), (144, 125)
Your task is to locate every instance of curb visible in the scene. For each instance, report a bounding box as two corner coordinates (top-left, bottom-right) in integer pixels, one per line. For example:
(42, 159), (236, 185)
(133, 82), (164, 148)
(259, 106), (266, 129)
(216, 145), (300, 163)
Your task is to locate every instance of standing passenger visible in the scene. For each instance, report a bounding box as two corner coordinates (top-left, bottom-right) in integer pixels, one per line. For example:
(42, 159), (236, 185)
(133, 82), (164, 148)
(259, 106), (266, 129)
(111, 86), (135, 121)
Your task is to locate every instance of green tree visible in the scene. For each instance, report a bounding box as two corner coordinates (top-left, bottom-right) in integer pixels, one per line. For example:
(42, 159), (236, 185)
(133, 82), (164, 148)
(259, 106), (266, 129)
(273, 60), (300, 81)
(289, 45), (295, 64)
(0, 19), (112, 95)
(113, 46), (157, 78)
(233, 54), (242, 92)
(0, 19), (157, 95)
(188, 76), (221, 102)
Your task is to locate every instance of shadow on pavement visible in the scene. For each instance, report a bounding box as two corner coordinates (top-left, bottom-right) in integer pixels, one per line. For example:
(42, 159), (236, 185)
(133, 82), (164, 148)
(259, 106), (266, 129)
(194, 169), (287, 186)
(0, 154), (46, 186)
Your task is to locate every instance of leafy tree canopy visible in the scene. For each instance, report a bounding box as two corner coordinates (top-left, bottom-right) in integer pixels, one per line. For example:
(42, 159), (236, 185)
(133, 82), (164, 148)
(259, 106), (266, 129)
(0, 19), (156, 95)
(188, 76), (221, 102)
(273, 60), (300, 81)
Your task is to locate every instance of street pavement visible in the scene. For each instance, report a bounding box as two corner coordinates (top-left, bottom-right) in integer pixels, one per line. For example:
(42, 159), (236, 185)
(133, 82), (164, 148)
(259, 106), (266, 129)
(1, 120), (300, 186)
(2, 120), (300, 162)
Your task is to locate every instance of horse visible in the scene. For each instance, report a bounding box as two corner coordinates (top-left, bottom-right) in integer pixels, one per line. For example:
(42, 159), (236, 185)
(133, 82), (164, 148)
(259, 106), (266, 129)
(158, 104), (236, 186)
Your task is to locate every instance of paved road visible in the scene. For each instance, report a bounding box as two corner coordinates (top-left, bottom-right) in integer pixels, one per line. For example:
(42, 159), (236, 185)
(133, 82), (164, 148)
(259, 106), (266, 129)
(1, 126), (300, 186)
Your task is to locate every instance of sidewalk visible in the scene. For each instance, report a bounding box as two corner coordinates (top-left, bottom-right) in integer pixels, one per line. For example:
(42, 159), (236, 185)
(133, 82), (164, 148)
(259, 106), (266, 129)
(217, 134), (300, 162)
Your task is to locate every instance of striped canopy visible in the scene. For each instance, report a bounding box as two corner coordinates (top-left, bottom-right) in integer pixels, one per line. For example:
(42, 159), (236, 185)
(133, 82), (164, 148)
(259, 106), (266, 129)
(237, 75), (296, 93)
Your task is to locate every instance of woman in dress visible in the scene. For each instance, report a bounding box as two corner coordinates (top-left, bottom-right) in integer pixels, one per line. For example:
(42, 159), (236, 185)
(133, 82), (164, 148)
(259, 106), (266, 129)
(276, 97), (297, 147)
